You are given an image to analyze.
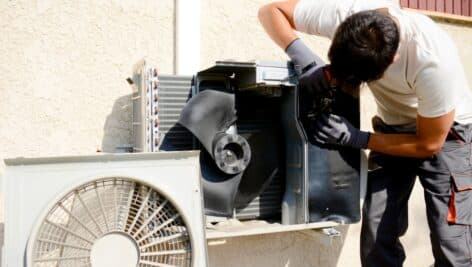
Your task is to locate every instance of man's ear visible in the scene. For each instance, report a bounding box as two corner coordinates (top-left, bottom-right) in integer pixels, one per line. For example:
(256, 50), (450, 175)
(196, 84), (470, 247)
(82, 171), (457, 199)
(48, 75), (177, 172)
(392, 53), (400, 63)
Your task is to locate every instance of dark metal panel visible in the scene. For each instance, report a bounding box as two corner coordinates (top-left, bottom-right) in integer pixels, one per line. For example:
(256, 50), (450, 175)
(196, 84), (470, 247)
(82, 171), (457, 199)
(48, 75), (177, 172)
(303, 90), (361, 224)
(279, 76), (362, 224)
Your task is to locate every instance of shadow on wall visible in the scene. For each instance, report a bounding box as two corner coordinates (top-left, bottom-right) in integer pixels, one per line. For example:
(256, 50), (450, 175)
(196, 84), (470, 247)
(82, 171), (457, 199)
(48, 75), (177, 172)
(101, 94), (133, 153)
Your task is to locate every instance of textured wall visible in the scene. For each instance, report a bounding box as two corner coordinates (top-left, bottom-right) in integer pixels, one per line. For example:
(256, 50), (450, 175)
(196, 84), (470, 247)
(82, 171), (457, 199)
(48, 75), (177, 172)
(200, 0), (331, 68)
(0, 0), (174, 158)
(1, 1), (472, 266)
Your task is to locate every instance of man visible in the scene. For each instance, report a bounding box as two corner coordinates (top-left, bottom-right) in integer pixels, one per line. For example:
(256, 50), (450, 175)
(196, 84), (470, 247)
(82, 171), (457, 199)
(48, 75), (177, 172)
(258, 0), (472, 266)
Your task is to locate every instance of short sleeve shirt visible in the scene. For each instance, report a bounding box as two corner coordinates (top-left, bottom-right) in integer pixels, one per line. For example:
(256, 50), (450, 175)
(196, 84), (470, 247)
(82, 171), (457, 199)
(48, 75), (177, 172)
(294, 0), (472, 125)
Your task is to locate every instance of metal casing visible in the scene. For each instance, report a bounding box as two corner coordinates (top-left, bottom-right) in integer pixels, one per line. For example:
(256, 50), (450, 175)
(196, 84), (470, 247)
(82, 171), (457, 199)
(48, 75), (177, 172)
(2, 152), (207, 267)
(131, 60), (289, 221)
(130, 60), (363, 225)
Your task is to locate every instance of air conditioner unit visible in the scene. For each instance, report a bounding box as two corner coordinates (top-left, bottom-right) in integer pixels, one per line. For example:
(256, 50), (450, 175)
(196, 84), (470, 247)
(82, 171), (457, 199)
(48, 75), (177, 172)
(131, 59), (364, 227)
(2, 152), (208, 267)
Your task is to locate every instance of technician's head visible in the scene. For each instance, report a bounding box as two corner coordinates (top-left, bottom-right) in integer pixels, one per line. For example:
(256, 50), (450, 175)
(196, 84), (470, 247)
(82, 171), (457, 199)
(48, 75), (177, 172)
(328, 10), (400, 88)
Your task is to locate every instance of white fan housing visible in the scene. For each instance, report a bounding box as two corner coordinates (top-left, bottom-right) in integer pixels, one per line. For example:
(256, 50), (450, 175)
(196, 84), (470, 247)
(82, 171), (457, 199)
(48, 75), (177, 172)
(2, 151), (207, 267)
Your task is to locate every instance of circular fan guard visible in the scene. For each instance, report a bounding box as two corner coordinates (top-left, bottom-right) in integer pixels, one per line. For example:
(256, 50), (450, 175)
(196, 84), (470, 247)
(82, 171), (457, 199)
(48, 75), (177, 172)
(30, 177), (192, 267)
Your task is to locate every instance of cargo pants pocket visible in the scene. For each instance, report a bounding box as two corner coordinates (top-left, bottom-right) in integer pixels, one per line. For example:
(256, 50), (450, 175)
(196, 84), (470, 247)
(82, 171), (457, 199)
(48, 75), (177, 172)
(440, 135), (472, 225)
(448, 171), (472, 225)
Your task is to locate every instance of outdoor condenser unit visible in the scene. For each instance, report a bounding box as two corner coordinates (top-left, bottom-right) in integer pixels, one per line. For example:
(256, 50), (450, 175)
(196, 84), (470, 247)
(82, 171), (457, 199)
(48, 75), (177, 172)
(131, 59), (362, 225)
(2, 152), (208, 267)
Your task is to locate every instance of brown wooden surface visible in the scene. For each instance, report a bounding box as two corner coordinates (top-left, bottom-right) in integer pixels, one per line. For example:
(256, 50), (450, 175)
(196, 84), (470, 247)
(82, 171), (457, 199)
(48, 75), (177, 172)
(401, 0), (471, 16)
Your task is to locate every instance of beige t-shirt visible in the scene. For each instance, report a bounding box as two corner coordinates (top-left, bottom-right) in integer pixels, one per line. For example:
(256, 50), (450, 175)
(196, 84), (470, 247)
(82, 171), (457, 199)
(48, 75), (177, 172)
(294, 0), (472, 125)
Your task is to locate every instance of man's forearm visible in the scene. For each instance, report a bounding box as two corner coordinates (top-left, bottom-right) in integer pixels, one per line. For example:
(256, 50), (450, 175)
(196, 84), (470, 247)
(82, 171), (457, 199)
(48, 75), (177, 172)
(367, 112), (454, 158)
(258, 1), (299, 49)
(367, 133), (444, 158)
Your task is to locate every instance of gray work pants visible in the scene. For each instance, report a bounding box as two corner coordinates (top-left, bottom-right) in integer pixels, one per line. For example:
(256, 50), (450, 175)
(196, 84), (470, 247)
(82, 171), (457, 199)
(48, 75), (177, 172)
(361, 117), (472, 267)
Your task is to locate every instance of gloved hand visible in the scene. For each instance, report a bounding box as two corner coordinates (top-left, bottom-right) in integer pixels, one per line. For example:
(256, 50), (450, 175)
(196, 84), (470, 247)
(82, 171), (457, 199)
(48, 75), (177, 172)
(298, 64), (334, 97)
(285, 38), (333, 95)
(312, 113), (370, 149)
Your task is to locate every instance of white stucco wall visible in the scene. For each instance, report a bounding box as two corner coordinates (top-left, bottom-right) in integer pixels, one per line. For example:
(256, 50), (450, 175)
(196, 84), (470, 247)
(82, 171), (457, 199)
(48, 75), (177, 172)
(0, 0), (174, 158)
(1, 1), (471, 266)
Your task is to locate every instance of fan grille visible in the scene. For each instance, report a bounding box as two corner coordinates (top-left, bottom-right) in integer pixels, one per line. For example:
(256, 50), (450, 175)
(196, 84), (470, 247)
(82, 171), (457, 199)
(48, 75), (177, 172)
(31, 177), (192, 267)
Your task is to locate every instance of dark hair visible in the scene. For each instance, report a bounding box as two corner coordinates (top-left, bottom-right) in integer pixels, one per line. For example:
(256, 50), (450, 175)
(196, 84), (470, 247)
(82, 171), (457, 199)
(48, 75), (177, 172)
(328, 10), (400, 88)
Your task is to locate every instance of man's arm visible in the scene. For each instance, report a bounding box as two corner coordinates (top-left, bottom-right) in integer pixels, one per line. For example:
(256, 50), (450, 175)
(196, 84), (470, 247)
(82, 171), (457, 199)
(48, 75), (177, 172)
(258, 0), (299, 50)
(313, 110), (455, 158)
(259, 0), (332, 94)
(367, 111), (454, 158)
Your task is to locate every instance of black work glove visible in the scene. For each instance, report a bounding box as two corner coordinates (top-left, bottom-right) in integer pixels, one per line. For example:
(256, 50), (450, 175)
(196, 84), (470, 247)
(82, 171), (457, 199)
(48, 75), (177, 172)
(313, 113), (370, 149)
(285, 38), (332, 95)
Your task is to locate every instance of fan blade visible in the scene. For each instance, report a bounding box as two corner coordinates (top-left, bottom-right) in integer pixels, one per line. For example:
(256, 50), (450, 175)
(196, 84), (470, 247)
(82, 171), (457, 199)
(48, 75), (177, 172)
(199, 149), (244, 216)
(179, 89), (236, 155)
(179, 89), (250, 216)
